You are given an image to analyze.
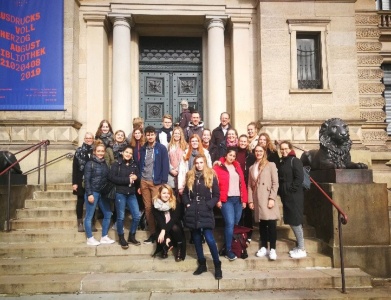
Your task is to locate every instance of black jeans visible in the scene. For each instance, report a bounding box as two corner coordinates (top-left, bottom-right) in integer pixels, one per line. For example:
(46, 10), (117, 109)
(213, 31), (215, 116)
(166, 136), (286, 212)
(259, 219), (277, 250)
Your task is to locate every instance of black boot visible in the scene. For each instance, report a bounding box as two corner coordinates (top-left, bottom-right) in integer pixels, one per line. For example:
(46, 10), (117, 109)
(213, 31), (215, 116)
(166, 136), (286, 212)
(127, 232), (141, 246)
(118, 234), (129, 249)
(175, 241), (186, 262)
(193, 258), (207, 275)
(214, 260), (222, 280)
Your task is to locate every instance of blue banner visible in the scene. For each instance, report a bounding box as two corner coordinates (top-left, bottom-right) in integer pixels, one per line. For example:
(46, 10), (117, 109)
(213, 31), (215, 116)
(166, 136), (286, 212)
(0, 0), (64, 110)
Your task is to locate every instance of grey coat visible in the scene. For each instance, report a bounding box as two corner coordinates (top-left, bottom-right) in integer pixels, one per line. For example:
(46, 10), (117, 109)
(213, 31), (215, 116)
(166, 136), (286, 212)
(248, 162), (280, 221)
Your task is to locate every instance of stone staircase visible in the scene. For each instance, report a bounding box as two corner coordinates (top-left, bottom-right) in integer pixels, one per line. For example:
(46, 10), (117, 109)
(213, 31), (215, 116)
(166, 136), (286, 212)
(0, 184), (374, 295)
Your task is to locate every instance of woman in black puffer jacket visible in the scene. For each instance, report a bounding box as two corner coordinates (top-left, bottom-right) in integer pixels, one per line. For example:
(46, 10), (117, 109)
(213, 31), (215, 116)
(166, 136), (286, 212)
(182, 154), (222, 280)
(84, 140), (115, 246)
(109, 146), (140, 249)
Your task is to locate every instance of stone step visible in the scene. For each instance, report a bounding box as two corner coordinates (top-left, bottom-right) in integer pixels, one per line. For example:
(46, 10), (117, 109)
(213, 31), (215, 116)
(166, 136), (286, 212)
(0, 252), (332, 275)
(24, 199), (76, 209)
(0, 268), (371, 294)
(46, 183), (73, 190)
(10, 218), (76, 230)
(16, 208), (76, 218)
(0, 237), (325, 259)
(33, 190), (75, 200)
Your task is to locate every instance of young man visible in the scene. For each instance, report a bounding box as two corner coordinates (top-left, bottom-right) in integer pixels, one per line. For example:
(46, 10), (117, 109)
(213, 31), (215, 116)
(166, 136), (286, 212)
(139, 126), (170, 243)
(211, 112), (232, 147)
(185, 110), (204, 142)
(157, 114), (173, 148)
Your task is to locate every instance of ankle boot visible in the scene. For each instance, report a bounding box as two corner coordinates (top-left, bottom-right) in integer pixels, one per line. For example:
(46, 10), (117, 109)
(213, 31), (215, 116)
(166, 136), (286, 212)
(214, 260), (222, 280)
(127, 232), (141, 246)
(175, 241), (186, 262)
(193, 258), (207, 275)
(77, 219), (84, 232)
(118, 234), (129, 249)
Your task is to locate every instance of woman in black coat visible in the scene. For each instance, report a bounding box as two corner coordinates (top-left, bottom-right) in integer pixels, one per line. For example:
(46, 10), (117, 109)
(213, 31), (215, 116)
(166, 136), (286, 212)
(152, 184), (186, 261)
(72, 132), (94, 232)
(182, 154), (222, 280)
(278, 141), (306, 259)
(109, 146), (140, 249)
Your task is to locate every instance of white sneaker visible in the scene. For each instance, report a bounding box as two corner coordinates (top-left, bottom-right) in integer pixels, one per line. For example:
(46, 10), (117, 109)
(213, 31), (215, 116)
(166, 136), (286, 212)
(86, 237), (100, 246)
(289, 247), (299, 255)
(269, 249), (277, 260)
(256, 247), (268, 257)
(290, 248), (307, 259)
(100, 235), (115, 244)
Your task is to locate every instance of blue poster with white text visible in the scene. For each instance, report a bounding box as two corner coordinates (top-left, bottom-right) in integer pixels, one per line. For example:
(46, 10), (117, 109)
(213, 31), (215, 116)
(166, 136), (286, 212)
(0, 0), (64, 110)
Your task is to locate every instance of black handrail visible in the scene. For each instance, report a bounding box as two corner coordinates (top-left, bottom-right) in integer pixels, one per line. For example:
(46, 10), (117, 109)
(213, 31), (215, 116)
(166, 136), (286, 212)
(23, 152), (73, 175)
(1, 140), (50, 232)
(290, 143), (348, 293)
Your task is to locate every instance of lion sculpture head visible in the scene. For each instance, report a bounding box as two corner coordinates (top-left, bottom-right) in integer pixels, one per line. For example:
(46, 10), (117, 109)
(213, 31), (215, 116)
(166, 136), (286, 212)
(319, 118), (352, 152)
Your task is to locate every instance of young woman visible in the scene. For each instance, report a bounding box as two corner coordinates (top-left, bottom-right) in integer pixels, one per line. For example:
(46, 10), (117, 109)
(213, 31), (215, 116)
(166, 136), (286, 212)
(152, 184), (186, 261)
(129, 128), (145, 164)
(182, 154), (222, 279)
(95, 120), (115, 166)
(213, 147), (248, 261)
(177, 134), (212, 194)
(278, 141), (306, 259)
(112, 130), (129, 161)
(83, 140), (115, 246)
(248, 145), (280, 260)
(109, 146), (141, 249)
(216, 128), (239, 160)
(202, 128), (218, 163)
(258, 132), (280, 169)
(236, 134), (256, 241)
(72, 132), (94, 232)
(167, 126), (188, 192)
(247, 122), (259, 151)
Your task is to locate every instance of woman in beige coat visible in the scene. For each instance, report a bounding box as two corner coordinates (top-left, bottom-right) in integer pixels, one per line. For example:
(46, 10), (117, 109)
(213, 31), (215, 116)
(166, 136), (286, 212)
(248, 145), (280, 260)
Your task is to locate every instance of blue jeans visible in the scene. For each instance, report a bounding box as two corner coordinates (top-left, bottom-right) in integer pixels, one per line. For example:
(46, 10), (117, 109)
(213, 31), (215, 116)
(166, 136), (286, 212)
(221, 196), (243, 251)
(84, 191), (112, 238)
(115, 193), (140, 235)
(192, 228), (219, 264)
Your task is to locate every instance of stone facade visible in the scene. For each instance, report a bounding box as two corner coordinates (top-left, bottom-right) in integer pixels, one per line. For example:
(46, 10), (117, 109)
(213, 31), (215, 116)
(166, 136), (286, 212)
(1, 0), (390, 184)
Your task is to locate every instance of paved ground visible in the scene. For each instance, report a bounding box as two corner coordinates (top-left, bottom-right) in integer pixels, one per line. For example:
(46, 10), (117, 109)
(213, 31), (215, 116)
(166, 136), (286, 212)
(2, 287), (391, 300)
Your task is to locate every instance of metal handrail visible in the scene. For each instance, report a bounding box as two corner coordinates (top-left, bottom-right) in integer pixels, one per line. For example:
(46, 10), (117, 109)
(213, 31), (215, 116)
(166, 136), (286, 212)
(291, 144), (347, 293)
(23, 152), (74, 175)
(1, 140), (50, 232)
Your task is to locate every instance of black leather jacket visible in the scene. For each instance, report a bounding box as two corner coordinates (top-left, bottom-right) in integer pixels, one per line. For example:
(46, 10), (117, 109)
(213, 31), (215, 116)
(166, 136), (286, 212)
(109, 157), (139, 195)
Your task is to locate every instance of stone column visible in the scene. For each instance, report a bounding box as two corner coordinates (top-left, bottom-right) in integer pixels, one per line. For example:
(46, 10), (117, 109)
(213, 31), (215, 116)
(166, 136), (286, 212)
(110, 15), (132, 134)
(83, 15), (110, 134)
(206, 17), (227, 130)
(230, 17), (252, 134)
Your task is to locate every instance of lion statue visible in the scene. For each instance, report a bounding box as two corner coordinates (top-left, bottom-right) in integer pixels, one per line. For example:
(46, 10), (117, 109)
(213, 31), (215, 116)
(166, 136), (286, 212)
(300, 118), (368, 170)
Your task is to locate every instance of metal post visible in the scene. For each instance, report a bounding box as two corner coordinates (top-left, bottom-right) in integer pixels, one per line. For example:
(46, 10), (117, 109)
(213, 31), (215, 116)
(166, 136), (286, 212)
(6, 170), (11, 232)
(37, 146), (42, 185)
(338, 212), (346, 293)
(43, 142), (48, 191)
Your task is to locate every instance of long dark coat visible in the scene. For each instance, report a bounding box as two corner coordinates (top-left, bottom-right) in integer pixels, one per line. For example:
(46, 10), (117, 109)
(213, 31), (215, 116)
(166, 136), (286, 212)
(278, 154), (304, 226)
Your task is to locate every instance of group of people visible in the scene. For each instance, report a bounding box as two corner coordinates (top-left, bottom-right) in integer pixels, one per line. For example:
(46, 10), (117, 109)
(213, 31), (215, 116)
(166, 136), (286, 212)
(72, 100), (307, 281)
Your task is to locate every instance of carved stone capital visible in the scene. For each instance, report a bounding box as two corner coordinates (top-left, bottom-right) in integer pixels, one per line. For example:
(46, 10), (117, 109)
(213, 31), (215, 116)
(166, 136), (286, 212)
(108, 14), (133, 28)
(205, 17), (227, 31)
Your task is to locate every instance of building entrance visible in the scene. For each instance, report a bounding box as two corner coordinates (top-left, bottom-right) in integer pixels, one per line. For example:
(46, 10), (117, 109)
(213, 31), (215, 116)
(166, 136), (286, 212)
(139, 37), (203, 127)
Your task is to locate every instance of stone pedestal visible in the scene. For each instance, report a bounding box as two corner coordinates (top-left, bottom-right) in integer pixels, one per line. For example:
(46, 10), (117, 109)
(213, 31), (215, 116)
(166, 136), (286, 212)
(0, 174), (27, 185)
(304, 169), (391, 277)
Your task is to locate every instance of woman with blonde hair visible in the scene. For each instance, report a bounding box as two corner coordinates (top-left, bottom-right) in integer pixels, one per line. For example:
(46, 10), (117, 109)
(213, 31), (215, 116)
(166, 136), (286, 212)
(177, 134), (211, 194)
(182, 154), (222, 279)
(167, 126), (188, 191)
(152, 184), (186, 261)
(258, 132), (280, 168)
(248, 145), (280, 260)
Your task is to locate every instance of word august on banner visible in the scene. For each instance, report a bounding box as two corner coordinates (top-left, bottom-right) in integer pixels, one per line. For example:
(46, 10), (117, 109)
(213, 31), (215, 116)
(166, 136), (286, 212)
(0, 11), (43, 81)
